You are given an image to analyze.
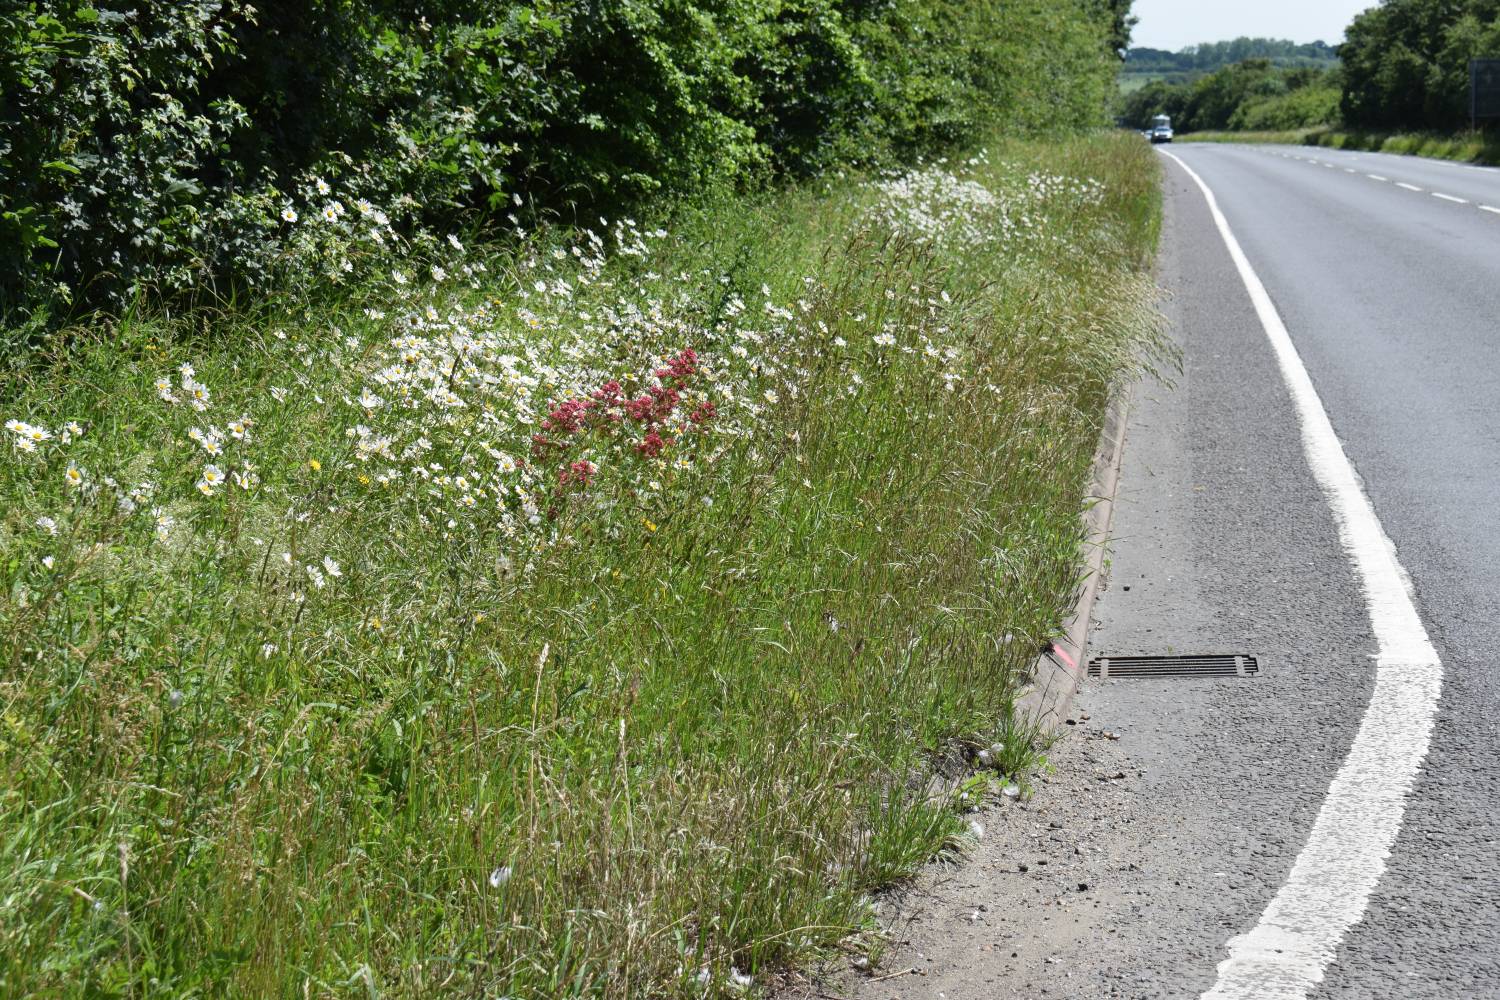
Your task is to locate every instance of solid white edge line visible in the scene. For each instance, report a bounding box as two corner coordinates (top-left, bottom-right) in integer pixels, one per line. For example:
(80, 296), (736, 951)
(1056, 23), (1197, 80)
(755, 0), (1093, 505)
(1396, 182), (1423, 191)
(1159, 149), (1444, 1000)
(1432, 192), (1469, 204)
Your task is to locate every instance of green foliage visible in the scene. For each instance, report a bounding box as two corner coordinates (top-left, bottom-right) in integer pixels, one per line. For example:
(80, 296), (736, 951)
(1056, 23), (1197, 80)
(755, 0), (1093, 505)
(1340, 0), (1500, 131)
(1120, 59), (1340, 133)
(1231, 83), (1342, 130)
(0, 3), (254, 314)
(2, 0), (1126, 322)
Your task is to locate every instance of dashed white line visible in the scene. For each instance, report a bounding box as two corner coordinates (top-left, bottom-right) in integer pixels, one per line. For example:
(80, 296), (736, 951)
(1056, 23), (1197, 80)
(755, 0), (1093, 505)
(1396, 182), (1423, 192)
(1344, 168), (1357, 173)
(1366, 174), (1387, 181)
(1481, 205), (1500, 215)
(1161, 149), (1443, 1000)
(1432, 192), (1468, 204)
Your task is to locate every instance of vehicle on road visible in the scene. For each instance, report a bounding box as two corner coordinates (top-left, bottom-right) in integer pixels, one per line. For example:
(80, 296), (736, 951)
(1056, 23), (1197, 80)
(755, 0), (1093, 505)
(1149, 114), (1173, 143)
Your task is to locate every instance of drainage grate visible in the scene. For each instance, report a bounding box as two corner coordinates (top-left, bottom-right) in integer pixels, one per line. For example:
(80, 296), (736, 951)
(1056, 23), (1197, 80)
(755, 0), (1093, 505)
(1087, 655), (1259, 679)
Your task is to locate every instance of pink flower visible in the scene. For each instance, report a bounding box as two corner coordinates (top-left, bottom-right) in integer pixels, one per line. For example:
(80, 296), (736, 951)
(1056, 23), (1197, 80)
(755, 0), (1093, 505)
(636, 430), (668, 458)
(558, 460), (597, 488)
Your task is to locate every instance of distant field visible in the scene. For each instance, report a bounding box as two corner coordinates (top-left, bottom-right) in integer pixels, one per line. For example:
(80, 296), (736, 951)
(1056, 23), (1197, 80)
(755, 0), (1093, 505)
(1118, 71), (1187, 94)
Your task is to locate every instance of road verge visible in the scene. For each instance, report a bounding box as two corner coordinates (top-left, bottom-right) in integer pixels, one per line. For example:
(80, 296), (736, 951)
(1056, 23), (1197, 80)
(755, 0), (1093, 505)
(1016, 383), (1132, 735)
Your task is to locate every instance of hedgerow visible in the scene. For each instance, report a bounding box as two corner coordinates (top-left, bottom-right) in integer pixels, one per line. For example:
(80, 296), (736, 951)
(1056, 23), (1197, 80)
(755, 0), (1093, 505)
(1, 1), (1120, 320)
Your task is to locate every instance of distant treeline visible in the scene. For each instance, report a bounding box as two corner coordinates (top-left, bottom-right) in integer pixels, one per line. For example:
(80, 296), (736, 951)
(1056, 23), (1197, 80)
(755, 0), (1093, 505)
(1126, 2), (1500, 136)
(1121, 60), (1340, 132)
(1125, 37), (1339, 75)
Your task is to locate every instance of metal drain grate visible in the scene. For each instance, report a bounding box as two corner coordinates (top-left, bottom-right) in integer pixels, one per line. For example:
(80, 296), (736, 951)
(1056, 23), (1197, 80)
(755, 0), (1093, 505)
(1087, 655), (1259, 679)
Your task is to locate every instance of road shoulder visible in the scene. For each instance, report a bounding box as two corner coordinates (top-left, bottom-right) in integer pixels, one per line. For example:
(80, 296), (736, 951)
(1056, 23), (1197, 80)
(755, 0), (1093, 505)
(780, 149), (1379, 1000)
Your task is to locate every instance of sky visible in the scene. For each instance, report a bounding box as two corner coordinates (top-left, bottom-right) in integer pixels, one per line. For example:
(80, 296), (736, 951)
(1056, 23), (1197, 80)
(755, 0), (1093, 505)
(1130, 0), (1377, 52)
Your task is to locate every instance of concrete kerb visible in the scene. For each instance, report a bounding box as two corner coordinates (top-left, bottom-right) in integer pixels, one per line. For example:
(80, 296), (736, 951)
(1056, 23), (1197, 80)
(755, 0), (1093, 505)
(1015, 383), (1132, 735)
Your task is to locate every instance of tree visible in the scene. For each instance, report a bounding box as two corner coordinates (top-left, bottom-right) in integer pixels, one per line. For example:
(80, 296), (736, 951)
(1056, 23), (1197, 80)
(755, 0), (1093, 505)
(1340, 0), (1500, 130)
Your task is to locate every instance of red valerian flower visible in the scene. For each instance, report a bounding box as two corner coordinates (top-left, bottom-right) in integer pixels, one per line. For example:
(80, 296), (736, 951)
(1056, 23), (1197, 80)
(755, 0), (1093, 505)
(558, 460), (597, 487)
(636, 429), (668, 457)
(542, 397), (594, 434)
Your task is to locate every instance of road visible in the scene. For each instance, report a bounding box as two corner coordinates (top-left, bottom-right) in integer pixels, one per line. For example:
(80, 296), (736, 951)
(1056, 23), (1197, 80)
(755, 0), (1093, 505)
(810, 143), (1500, 999)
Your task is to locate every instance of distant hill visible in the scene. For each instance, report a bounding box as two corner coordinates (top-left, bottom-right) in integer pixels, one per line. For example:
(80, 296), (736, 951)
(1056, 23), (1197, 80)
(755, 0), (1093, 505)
(1126, 37), (1339, 76)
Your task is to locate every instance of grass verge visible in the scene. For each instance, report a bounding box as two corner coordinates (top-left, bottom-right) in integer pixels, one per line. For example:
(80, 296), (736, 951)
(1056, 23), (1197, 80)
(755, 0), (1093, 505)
(1181, 127), (1500, 165)
(0, 132), (1163, 998)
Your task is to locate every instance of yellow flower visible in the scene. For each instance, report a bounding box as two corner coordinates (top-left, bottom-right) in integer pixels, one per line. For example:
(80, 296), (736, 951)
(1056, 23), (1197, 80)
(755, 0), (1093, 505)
(642, 518), (657, 533)
(369, 616), (383, 630)
(308, 459), (321, 471)
(358, 473), (371, 485)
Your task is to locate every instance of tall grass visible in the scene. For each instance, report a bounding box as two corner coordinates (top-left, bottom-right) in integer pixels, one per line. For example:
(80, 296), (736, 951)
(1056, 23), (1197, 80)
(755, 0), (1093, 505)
(1181, 126), (1500, 166)
(0, 133), (1162, 998)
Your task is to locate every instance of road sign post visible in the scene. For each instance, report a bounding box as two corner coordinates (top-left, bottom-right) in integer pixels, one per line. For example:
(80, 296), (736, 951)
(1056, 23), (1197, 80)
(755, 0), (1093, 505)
(1472, 59), (1500, 129)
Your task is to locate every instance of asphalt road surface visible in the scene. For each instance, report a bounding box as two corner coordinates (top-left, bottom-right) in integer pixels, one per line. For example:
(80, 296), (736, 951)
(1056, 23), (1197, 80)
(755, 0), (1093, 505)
(1139, 143), (1500, 998)
(811, 143), (1500, 999)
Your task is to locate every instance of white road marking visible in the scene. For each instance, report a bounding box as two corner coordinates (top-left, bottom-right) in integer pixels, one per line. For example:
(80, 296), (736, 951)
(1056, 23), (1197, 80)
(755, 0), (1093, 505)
(1395, 182), (1423, 191)
(1160, 150), (1444, 1000)
(1366, 174), (1387, 181)
(1344, 168), (1357, 173)
(1432, 192), (1468, 204)
(1481, 205), (1500, 215)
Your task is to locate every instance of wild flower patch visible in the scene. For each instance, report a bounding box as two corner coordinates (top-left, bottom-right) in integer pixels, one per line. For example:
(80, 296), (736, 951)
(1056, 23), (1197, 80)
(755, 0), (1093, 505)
(0, 134), (1162, 998)
(870, 155), (1108, 258)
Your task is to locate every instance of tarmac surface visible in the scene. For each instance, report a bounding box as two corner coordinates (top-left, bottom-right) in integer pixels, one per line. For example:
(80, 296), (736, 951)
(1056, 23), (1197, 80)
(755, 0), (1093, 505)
(791, 143), (1500, 998)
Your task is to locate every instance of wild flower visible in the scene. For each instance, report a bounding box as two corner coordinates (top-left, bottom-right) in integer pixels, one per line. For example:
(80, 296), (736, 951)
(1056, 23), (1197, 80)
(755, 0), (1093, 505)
(197, 464), (226, 496)
(36, 516), (58, 536)
(64, 465), (84, 488)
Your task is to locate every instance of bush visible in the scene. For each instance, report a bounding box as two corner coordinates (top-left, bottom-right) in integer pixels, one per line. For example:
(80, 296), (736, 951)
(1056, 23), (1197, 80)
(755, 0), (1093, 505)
(1340, 0), (1500, 132)
(1232, 84), (1342, 130)
(2, 1), (1123, 321)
